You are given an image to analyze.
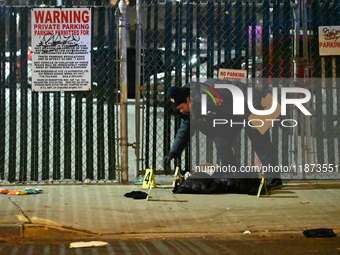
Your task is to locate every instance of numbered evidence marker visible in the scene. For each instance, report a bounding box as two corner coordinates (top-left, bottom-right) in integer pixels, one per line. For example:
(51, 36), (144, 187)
(142, 169), (156, 189)
(172, 167), (184, 187)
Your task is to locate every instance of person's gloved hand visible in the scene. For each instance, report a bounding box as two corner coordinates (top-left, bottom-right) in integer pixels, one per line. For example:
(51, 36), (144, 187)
(162, 154), (173, 167)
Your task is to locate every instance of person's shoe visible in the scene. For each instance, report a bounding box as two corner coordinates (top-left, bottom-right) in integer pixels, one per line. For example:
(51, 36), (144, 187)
(266, 178), (282, 190)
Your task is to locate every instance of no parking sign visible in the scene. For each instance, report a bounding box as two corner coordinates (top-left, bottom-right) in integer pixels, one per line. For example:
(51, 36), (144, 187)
(218, 68), (247, 84)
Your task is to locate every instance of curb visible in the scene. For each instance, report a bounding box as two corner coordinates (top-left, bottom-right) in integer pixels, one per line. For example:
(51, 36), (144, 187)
(0, 224), (23, 241)
(0, 223), (94, 242)
(1, 223), (339, 242)
(23, 224), (95, 241)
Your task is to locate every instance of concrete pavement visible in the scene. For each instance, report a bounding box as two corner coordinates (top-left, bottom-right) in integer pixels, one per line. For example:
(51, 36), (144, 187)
(0, 180), (340, 241)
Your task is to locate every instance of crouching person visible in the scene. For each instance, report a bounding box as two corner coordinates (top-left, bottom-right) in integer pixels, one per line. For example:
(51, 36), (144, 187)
(164, 79), (282, 193)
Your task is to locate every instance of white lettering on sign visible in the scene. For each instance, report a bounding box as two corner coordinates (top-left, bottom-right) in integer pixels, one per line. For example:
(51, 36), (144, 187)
(201, 84), (312, 116)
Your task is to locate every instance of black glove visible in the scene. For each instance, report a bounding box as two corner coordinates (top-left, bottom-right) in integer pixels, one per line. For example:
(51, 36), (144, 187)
(162, 154), (173, 167)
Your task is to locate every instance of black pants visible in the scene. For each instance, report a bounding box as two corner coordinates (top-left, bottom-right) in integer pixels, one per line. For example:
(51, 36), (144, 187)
(213, 125), (280, 179)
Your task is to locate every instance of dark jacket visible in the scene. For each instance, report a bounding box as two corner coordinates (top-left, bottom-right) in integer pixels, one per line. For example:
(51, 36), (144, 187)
(168, 113), (190, 158)
(168, 78), (264, 158)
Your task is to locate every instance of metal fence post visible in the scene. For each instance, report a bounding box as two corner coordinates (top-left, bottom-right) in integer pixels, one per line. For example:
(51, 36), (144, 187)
(0, 7), (6, 180)
(291, 0), (301, 171)
(301, 0), (313, 172)
(135, 0), (142, 176)
(119, 0), (129, 182)
(8, 6), (18, 182)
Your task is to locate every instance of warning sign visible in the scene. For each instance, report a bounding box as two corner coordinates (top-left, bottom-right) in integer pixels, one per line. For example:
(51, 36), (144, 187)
(218, 68), (247, 84)
(31, 8), (91, 91)
(319, 26), (340, 56)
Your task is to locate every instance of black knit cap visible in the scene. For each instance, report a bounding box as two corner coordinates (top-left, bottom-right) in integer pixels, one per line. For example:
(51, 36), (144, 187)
(168, 86), (190, 107)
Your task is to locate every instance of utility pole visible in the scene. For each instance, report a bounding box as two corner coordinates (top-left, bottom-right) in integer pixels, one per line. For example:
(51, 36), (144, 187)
(118, 0), (129, 182)
(135, 0), (142, 177)
(301, 0), (313, 175)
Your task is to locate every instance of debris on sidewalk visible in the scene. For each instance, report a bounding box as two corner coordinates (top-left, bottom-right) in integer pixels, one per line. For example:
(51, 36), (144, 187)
(124, 191), (148, 199)
(69, 241), (108, 248)
(303, 228), (337, 238)
(133, 176), (144, 185)
(300, 201), (310, 204)
(8, 190), (28, 195)
(173, 172), (262, 195)
(84, 178), (92, 184)
(23, 188), (43, 194)
(16, 215), (62, 226)
(0, 189), (10, 194)
(0, 188), (43, 195)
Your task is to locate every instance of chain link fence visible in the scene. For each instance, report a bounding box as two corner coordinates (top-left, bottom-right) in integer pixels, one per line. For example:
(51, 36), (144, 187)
(309, 0), (340, 179)
(140, 0), (339, 179)
(0, 5), (122, 184)
(0, 1), (339, 184)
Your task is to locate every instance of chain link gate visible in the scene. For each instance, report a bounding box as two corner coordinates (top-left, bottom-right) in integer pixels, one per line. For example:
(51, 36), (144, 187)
(0, 4), (122, 184)
(309, 0), (340, 179)
(140, 0), (340, 180)
(0, 1), (339, 184)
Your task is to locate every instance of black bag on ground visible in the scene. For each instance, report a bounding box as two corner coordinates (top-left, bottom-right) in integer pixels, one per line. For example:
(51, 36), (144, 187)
(173, 172), (261, 195)
(302, 228), (337, 238)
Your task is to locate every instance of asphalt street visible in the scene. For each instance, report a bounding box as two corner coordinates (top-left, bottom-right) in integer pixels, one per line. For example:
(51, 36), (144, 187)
(1, 236), (339, 255)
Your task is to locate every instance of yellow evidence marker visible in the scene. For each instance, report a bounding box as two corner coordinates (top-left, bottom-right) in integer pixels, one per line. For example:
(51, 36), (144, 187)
(172, 166), (184, 187)
(142, 169), (156, 189)
(257, 177), (269, 197)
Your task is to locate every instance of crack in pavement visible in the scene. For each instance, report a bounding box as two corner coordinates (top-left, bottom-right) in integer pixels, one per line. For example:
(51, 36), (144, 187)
(7, 196), (32, 224)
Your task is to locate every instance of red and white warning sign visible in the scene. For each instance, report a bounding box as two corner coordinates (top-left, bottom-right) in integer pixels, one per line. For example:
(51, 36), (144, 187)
(319, 26), (340, 56)
(31, 8), (91, 91)
(218, 68), (247, 84)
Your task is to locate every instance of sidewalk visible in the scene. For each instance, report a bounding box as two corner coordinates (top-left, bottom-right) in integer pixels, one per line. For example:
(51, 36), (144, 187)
(1, 180), (340, 241)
